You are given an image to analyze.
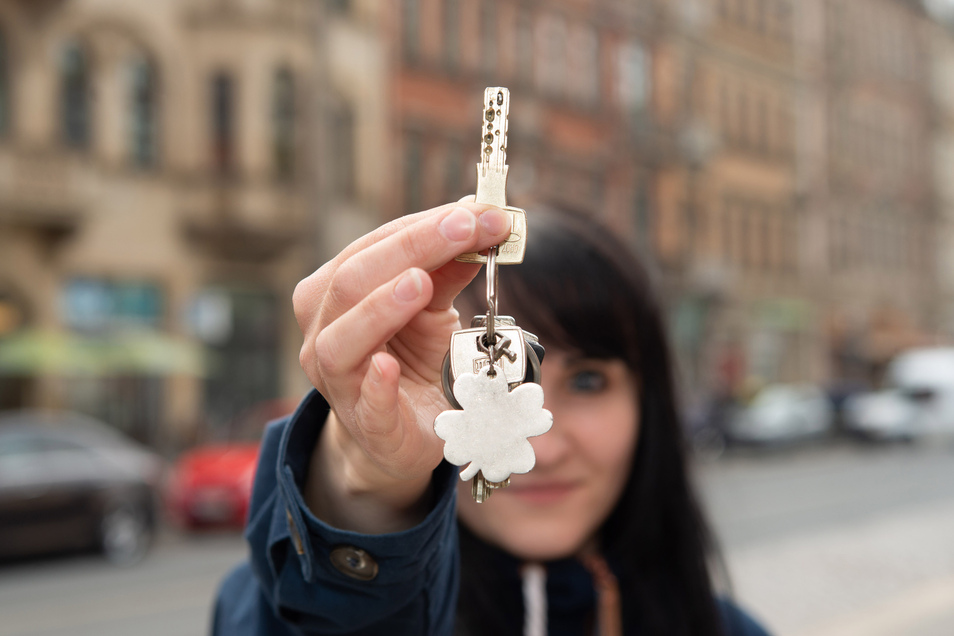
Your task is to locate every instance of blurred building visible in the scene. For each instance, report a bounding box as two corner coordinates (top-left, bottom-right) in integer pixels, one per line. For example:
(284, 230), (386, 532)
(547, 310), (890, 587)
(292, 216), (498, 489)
(319, 0), (948, 400)
(0, 0), (316, 447)
(929, 11), (954, 348)
(802, 0), (938, 383)
(3, 0), (950, 447)
(316, 0), (668, 246)
(666, 0), (805, 398)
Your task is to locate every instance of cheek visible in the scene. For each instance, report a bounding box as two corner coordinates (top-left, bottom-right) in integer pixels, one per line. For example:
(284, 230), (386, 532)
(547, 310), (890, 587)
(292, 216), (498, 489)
(572, 395), (640, 496)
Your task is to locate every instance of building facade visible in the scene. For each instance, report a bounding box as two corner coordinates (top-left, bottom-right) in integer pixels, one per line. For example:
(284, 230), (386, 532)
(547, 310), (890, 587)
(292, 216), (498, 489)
(2, 0), (948, 448)
(0, 0), (316, 447)
(811, 0), (938, 383)
(317, 0), (946, 401)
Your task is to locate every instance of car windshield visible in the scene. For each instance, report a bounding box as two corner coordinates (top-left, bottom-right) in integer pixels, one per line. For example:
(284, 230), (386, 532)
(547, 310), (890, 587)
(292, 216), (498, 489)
(887, 349), (954, 389)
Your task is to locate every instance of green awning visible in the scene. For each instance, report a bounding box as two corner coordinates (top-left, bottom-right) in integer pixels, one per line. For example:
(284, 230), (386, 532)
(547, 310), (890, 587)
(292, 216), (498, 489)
(0, 328), (206, 377)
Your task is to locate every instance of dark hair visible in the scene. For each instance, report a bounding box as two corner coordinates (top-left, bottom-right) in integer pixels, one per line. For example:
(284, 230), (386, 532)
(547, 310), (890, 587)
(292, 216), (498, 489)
(455, 207), (726, 635)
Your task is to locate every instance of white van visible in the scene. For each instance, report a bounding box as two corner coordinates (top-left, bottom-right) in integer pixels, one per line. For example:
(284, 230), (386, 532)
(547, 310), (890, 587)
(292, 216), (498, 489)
(844, 347), (954, 440)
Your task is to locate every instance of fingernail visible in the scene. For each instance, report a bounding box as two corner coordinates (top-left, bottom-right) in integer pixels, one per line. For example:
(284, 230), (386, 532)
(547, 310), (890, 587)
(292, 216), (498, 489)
(368, 355), (383, 385)
(394, 269), (424, 302)
(439, 207), (477, 241)
(479, 208), (510, 235)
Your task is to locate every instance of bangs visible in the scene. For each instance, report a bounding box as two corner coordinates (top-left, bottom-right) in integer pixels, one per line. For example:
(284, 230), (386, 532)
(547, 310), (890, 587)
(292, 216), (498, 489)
(460, 209), (649, 367)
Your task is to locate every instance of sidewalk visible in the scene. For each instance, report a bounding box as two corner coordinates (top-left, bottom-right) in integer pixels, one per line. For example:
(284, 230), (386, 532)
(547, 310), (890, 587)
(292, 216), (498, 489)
(725, 502), (954, 635)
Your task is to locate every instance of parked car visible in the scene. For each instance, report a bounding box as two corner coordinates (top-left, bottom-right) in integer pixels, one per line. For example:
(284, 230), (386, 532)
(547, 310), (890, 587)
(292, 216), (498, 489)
(0, 410), (163, 564)
(164, 441), (259, 529)
(844, 347), (954, 441)
(727, 383), (834, 444)
(164, 399), (296, 530)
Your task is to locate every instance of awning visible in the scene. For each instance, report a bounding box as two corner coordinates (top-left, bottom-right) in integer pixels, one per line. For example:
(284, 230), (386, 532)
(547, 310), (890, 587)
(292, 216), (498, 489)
(0, 328), (206, 377)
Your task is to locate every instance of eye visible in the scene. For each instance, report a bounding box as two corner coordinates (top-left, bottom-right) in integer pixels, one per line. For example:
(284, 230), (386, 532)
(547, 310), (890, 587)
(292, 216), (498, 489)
(568, 369), (607, 394)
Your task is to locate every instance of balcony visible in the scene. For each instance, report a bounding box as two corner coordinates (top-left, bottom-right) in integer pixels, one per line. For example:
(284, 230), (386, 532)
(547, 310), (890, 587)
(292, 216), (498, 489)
(180, 177), (309, 262)
(0, 148), (86, 241)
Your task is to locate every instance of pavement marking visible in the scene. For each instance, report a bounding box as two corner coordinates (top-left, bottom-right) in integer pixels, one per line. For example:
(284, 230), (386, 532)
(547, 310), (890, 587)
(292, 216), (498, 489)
(790, 573), (954, 636)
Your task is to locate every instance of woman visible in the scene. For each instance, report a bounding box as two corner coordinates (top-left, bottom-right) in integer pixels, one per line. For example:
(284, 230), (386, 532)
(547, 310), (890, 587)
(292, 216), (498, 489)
(213, 202), (770, 635)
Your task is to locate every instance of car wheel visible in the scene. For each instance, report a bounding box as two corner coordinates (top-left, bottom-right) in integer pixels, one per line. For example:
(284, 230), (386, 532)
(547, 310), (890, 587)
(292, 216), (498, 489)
(100, 502), (152, 565)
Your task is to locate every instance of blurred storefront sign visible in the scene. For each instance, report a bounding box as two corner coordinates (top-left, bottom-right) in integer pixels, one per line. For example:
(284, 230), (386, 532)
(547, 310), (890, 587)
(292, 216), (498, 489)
(185, 289), (233, 345)
(61, 279), (163, 332)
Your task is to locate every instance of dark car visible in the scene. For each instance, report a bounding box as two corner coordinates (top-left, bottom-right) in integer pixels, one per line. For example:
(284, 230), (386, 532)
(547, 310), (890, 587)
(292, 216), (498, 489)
(0, 410), (164, 565)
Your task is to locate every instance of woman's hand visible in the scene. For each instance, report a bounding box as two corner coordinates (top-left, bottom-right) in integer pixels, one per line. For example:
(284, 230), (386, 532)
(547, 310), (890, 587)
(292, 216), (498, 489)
(295, 201), (511, 532)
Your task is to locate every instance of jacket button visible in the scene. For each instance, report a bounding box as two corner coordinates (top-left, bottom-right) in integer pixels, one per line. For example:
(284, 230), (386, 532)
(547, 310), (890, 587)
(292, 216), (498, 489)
(329, 545), (379, 581)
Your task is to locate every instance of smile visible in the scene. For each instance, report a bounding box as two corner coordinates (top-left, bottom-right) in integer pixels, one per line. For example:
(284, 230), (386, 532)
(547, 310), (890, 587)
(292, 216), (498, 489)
(504, 482), (578, 505)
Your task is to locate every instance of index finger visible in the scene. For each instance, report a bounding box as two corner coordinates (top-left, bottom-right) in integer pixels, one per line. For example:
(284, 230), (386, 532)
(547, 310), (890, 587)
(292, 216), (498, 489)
(319, 204), (511, 322)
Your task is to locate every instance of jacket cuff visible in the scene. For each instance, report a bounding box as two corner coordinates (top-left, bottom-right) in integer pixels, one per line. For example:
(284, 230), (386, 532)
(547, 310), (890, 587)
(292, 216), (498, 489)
(274, 390), (458, 585)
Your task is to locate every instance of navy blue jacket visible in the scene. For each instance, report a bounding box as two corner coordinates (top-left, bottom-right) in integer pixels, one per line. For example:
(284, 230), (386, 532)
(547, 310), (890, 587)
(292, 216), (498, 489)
(212, 391), (770, 635)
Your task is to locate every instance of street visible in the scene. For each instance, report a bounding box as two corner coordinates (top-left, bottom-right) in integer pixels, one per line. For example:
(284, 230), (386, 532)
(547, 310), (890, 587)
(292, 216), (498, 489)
(1, 438), (952, 635)
(0, 532), (245, 636)
(697, 438), (954, 635)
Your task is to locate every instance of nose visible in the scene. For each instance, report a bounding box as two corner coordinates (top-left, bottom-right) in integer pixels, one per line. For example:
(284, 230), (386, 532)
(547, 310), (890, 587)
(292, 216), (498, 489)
(529, 406), (570, 468)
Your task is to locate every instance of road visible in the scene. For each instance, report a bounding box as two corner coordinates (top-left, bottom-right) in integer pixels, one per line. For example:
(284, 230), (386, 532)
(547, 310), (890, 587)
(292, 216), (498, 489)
(0, 532), (245, 636)
(0, 438), (952, 635)
(697, 438), (954, 635)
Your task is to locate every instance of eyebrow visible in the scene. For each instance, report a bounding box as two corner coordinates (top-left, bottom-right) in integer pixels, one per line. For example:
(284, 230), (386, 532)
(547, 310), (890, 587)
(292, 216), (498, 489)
(562, 355), (617, 367)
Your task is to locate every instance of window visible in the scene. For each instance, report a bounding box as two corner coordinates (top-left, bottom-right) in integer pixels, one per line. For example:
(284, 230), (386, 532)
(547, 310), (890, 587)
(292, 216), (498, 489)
(402, 0), (420, 63)
(738, 89), (749, 149)
(443, 0), (460, 71)
(443, 140), (464, 201)
(129, 57), (157, 167)
(568, 25), (599, 106)
(0, 30), (9, 137)
(481, 1), (496, 74)
(331, 100), (355, 196)
(755, 0), (767, 34)
(515, 9), (534, 85)
(756, 95), (768, 155)
(272, 67), (295, 179)
(404, 132), (423, 215)
(719, 80), (732, 142)
(634, 179), (652, 255)
(329, 0), (351, 14)
(211, 72), (235, 173)
(616, 40), (651, 123)
(61, 42), (91, 149)
(536, 14), (567, 96)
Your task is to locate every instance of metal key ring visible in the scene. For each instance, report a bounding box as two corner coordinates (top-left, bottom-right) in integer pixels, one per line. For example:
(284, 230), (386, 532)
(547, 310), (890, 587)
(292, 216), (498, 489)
(485, 245), (498, 358)
(441, 339), (542, 410)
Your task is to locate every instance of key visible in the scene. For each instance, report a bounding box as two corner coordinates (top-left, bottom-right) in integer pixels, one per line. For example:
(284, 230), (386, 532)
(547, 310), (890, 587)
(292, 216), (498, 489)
(440, 315), (543, 410)
(456, 87), (528, 265)
(436, 91), (552, 501)
(438, 311), (546, 502)
(434, 360), (552, 500)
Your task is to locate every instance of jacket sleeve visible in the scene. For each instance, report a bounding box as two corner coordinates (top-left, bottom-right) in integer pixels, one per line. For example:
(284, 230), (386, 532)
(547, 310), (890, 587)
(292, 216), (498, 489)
(212, 390), (460, 636)
(716, 598), (773, 636)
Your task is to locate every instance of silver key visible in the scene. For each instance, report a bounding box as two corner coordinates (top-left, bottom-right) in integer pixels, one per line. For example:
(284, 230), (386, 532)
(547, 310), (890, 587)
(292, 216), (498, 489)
(436, 88), (551, 501)
(434, 362), (552, 493)
(456, 87), (528, 265)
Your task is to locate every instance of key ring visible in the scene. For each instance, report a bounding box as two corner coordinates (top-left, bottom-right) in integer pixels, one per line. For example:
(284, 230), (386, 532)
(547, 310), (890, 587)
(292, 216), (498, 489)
(485, 244), (499, 364)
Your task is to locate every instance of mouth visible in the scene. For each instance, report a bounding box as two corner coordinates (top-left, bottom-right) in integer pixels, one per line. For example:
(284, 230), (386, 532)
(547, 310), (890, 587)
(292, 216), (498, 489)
(504, 481), (578, 505)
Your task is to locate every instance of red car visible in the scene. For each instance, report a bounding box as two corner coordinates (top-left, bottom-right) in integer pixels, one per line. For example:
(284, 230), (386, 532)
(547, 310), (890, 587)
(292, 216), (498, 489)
(165, 400), (295, 529)
(165, 441), (259, 528)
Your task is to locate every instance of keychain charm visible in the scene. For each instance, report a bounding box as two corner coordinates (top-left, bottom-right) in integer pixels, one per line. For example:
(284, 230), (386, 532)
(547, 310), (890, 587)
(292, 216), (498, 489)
(434, 87), (552, 503)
